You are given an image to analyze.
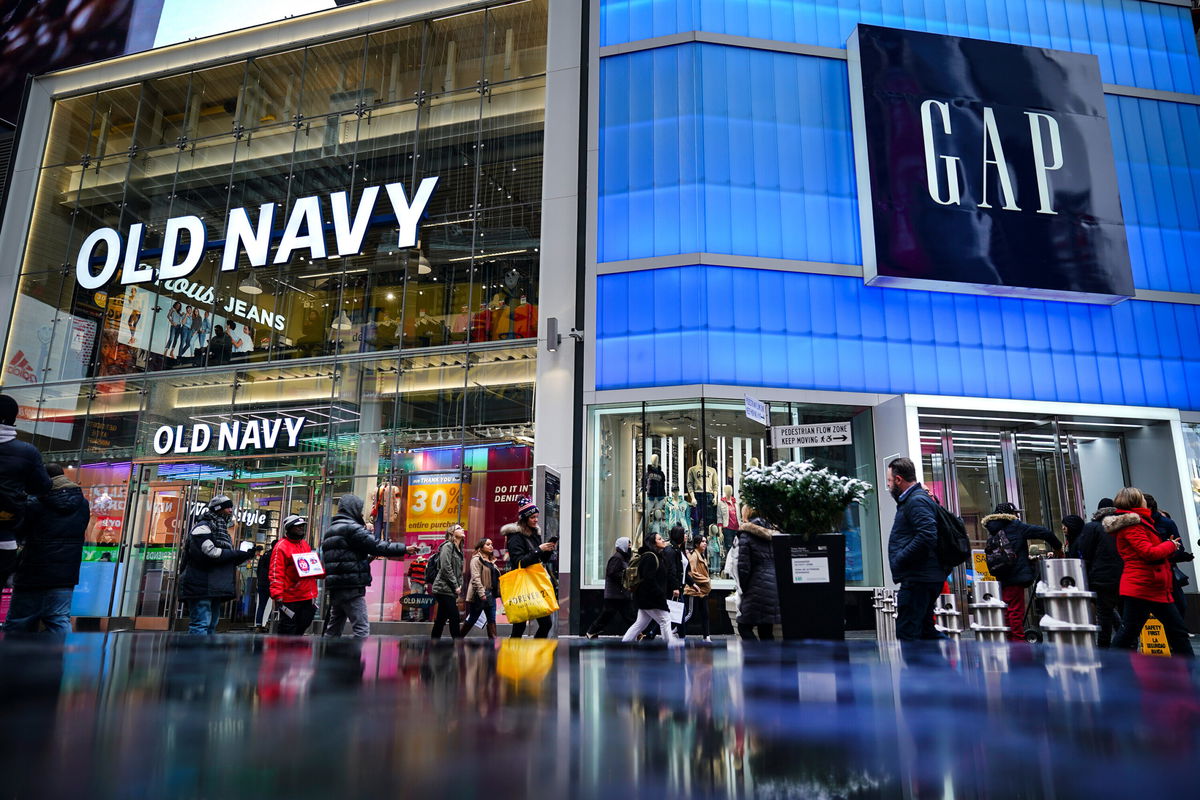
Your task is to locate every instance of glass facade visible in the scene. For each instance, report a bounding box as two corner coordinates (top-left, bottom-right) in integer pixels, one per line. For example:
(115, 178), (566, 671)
(1, 0), (548, 623)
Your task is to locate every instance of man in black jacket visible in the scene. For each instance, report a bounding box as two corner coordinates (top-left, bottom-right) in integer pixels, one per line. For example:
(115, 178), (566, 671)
(982, 502), (1062, 641)
(0, 394), (52, 589)
(586, 536), (633, 638)
(1145, 494), (1194, 622)
(886, 457), (949, 641)
(178, 495), (255, 635)
(1074, 498), (1124, 647)
(321, 494), (411, 639)
(6, 464), (88, 634)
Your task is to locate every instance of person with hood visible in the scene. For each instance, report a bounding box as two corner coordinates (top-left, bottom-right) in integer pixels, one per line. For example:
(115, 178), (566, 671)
(501, 497), (556, 638)
(621, 532), (680, 646)
(1061, 515), (1085, 558)
(269, 516), (320, 635)
(682, 535), (712, 641)
(430, 523), (466, 640)
(586, 536), (634, 639)
(321, 494), (412, 639)
(982, 502), (1062, 641)
(1107, 487), (1194, 657)
(463, 536), (501, 639)
(6, 463), (88, 634)
(886, 457), (948, 642)
(178, 495), (255, 635)
(737, 506), (781, 641)
(0, 394), (52, 589)
(1144, 494), (1194, 621)
(255, 538), (276, 629)
(1074, 499), (1125, 647)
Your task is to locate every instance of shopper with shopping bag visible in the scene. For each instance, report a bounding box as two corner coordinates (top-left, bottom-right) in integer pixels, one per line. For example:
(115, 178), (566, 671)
(501, 497), (557, 638)
(621, 532), (681, 647)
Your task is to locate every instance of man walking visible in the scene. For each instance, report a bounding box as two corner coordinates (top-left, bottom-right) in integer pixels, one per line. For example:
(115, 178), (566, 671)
(1075, 498), (1124, 647)
(886, 457), (948, 641)
(6, 463), (88, 634)
(178, 495), (255, 635)
(0, 394), (51, 589)
(321, 494), (412, 639)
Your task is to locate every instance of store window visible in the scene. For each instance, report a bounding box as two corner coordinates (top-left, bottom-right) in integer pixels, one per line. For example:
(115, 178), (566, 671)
(586, 399), (881, 590)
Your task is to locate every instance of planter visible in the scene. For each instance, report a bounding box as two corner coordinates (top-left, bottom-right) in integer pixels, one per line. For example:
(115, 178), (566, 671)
(771, 532), (846, 641)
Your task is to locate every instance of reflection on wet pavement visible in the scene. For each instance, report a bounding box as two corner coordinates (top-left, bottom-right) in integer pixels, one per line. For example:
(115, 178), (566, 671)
(1, 635), (1197, 798)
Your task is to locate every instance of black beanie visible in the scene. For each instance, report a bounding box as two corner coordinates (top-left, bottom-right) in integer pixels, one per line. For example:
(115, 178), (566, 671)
(0, 395), (17, 425)
(1098, 498), (1114, 510)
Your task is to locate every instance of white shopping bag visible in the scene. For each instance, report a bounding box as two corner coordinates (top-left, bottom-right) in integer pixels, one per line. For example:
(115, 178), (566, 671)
(292, 551), (325, 578)
(667, 599), (685, 625)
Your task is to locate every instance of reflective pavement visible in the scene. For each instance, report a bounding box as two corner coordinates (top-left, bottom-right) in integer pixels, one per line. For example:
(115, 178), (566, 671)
(1, 634), (1198, 799)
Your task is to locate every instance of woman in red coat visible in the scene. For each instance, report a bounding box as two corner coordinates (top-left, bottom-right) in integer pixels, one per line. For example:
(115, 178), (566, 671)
(270, 515), (321, 635)
(1107, 487), (1194, 657)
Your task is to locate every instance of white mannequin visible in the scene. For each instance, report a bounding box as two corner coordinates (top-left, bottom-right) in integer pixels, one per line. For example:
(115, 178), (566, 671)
(748, 457), (761, 469)
(720, 484), (740, 529)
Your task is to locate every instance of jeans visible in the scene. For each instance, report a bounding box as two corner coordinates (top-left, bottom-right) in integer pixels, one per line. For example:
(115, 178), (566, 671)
(255, 591), (271, 626)
(324, 589), (370, 639)
(511, 615), (553, 638)
(187, 598), (221, 635)
(277, 600), (316, 635)
(587, 598), (635, 636)
(623, 608), (681, 647)
(5, 587), (73, 634)
(431, 593), (462, 639)
(1093, 584), (1121, 648)
(464, 595), (497, 631)
(896, 580), (944, 641)
(1001, 584), (1028, 641)
(681, 594), (710, 638)
(738, 623), (774, 641)
(1111, 596), (1195, 657)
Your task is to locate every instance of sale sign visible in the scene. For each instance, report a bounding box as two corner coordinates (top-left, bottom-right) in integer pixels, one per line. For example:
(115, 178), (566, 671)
(406, 473), (468, 534)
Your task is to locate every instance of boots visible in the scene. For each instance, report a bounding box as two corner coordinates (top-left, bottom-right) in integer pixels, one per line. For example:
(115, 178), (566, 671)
(486, 622), (497, 640)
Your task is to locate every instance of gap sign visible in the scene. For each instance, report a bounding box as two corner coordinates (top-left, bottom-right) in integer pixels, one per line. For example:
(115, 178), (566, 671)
(771, 422), (853, 449)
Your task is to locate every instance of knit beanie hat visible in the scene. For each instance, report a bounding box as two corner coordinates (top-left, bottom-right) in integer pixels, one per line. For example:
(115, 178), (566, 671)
(517, 497), (539, 520)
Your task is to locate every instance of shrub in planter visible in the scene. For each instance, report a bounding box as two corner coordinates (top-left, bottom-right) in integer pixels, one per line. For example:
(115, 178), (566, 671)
(740, 460), (872, 539)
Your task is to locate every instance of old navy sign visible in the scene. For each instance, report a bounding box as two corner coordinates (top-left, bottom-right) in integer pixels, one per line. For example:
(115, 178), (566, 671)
(847, 25), (1133, 305)
(153, 417), (307, 455)
(75, 178), (438, 290)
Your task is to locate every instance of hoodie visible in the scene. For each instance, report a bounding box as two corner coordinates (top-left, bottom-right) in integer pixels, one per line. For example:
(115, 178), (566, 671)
(14, 474), (89, 590)
(1074, 507), (1124, 588)
(0, 424), (52, 543)
(321, 494), (408, 592)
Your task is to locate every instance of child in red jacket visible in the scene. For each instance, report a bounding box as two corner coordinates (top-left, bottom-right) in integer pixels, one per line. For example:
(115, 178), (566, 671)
(270, 515), (321, 635)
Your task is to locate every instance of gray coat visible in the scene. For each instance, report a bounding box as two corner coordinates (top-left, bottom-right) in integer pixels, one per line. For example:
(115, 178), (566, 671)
(431, 539), (464, 596)
(736, 520), (781, 626)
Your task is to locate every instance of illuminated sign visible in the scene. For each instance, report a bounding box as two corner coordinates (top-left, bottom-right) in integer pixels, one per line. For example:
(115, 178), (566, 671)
(153, 416), (307, 455)
(75, 178), (439, 289)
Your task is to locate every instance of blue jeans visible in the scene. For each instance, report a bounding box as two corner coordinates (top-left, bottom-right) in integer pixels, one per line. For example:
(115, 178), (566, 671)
(187, 598), (222, 635)
(896, 580), (945, 641)
(5, 587), (73, 634)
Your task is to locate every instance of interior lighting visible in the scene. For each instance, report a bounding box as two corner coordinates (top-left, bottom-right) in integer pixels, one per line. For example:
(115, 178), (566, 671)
(331, 311), (354, 331)
(238, 272), (263, 295)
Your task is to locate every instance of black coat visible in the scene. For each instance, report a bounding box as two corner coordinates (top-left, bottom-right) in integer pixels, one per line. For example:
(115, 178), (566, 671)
(0, 433), (51, 537)
(178, 512), (252, 601)
(632, 547), (670, 611)
(1076, 508), (1124, 588)
(888, 484), (945, 584)
(604, 549), (631, 600)
(662, 544), (685, 592)
(981, 514), (1061, 587)
(502, 520), (557, 588)
(15, 478), (88, 590)
(321, 495), (407, 592)
(737, 520), (781, 626)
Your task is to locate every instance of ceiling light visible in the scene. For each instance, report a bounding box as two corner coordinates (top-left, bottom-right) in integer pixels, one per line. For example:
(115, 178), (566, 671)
(238, 272), (263, 295)
(331, 311), (353, 331)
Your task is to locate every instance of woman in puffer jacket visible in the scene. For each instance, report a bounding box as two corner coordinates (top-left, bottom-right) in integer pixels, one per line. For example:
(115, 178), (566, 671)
(1107, 487), (1194, 657)
(736, 506), (781, 641)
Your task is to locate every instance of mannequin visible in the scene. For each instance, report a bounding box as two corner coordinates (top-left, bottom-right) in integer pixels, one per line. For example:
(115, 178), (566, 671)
(686, 451), (719, 535)
(451, 304), (470, 341)
(489, 292), (514, 340)
(748, 456), (761, 469)
(664, 489), (690, 532)
(720, 484), (740, 553)
(513, 295), (538, 339)
(367, 479), (402, 538)
(707, 523), (724, 573)
(644, 453), (666, 500)
(470, 302), (491, 342)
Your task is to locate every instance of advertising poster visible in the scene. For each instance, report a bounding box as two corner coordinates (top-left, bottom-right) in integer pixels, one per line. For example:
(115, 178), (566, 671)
(405, 473), (468, 538)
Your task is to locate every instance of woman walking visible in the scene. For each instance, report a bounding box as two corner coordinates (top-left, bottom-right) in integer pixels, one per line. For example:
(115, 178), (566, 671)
(621, 532), (681, 647)
(430, 524), (465, 640)
(502, 497), (557, 638)
(681, 535), (712, 641)
(1108, 487), (1194, 657)
(463, 537), (501, 639)
(736, 506), (781, 641)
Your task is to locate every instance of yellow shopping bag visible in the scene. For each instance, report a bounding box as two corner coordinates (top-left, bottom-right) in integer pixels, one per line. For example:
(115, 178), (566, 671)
(499, 563), (559, 624)
(497, 639), (557, 687)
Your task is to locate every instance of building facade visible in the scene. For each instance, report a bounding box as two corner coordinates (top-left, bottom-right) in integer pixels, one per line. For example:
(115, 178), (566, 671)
(2, 0), (1199, 631)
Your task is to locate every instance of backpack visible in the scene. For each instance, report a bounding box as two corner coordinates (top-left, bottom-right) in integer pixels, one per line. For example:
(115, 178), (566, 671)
(932, 501), (971, 570)
(425, 547), (441, 590)
(623, 551), (658, 592)
(984, 526), (1017, 577)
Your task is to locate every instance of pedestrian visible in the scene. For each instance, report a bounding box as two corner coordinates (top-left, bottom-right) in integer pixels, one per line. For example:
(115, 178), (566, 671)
(430, 524), (466, 640)
(1107, 487), (1194, 657)
(0, 394), (52, 589)
(885, 457), (948, 642)
(463, 536), (501, 639)
(736, 506), (781, 641)
(502, 497), (556, 638)
(1074, 499), (1124, 647)
(321, 494), (412, 639)
(269, 516), (319, 636)
(255, 538), (276, 629)
(983, 502), (1062, 641)
(1144, 494), (1194, 622)
(178, 495), (255, 635)
(681, 535), (712, 641)
(586, 536), (634, 639)
(5, 463), (88, 634)
(1061, 514), (1085, 557)
(621, 532), (681, 647)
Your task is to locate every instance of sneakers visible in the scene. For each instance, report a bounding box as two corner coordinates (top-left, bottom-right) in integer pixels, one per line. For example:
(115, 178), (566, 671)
(586, 632), (599, 640)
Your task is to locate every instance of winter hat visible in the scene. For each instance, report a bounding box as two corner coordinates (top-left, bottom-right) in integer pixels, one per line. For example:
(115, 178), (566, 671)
(993, 502), (1020, 516)
(1097, 498), (1114, 510)
(615, 536), (631, 554)
(282, 515), (307, 538)
(517, 497), (539, 520)
(207, 495), (234, 512)
(0, 394), (18, 425)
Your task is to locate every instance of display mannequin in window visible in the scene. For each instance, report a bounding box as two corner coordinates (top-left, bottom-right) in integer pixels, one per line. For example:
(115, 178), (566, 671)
(644, 453), (666, 521)
(687, 450), (719, 535)
(664, 489), (690, 533)
(748, 457), (761, 469)
(513, 295), (537, 339)
(706, 523), (724, 574)
(367, 479), (402, 538)
(470, 302), (491, 343)
(720, 484), (740, 552)
(489, 292), (514, 340)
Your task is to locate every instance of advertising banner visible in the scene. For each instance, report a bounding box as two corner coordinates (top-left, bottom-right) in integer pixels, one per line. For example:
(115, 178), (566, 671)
(405, 473), (467, 536)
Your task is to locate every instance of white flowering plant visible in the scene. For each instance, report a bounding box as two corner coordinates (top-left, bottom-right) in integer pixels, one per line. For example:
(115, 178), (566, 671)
(740, 460), (873, 539)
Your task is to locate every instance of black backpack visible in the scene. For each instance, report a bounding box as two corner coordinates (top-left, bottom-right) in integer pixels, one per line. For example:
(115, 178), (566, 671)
(984, 526), (1017, 577)
(425, 547), (441, 589)
(931, 498), (971, 570)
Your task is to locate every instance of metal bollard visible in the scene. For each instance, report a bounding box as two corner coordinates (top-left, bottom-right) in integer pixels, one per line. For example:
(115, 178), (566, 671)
(934, 592), (963, 638)
(970, 580), (1009, 643)
(1036, 558), (1099, 648)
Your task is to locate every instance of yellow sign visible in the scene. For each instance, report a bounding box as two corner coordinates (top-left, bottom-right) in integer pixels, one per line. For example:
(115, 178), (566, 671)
(405, 476), (466, 534)
(972, 549), (995, 581)
(1140, 615), (1171, 656)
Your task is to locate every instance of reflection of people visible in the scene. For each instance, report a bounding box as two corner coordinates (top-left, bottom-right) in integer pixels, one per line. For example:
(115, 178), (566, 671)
(502, 498), (556, 639)
(178, 495), (254, 636)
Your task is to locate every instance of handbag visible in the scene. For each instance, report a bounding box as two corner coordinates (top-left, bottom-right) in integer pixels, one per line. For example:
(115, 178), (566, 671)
(499, 562), (560, 624)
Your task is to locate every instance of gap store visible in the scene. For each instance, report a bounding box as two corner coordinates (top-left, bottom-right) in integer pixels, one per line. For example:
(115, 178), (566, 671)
(3, 0), (1200, 633)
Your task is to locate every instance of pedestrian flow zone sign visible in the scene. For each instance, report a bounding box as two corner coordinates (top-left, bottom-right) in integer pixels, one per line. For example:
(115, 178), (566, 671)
(771, 422), (853, 448)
